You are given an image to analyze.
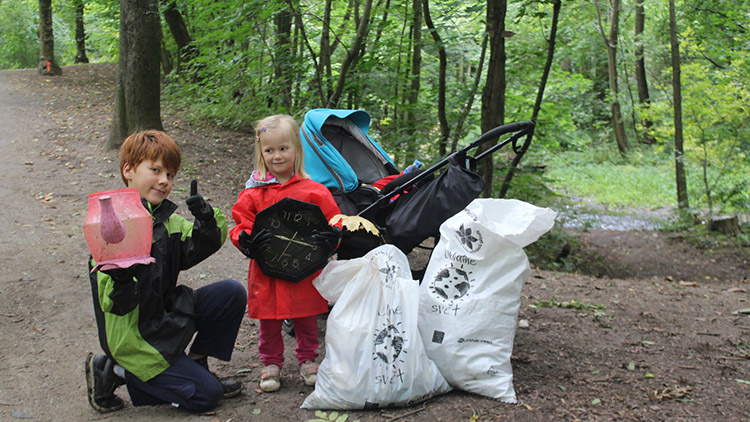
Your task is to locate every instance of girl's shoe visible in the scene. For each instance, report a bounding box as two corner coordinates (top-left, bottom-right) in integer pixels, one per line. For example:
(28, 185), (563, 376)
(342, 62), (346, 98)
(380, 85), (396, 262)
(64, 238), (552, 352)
(300, 361), (319, 386)
(259, 364), (281, 392)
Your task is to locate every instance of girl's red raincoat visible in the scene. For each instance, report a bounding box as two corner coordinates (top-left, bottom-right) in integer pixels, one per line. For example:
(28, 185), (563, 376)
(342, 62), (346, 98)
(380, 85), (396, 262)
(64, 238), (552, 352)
(230, 172), (340, 319)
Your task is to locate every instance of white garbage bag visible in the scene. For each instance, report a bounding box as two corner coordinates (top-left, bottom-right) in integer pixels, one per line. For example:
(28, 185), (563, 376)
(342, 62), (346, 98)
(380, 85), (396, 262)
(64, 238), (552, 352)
(302, 244), (452, 410)
(418, 199), (556, 402)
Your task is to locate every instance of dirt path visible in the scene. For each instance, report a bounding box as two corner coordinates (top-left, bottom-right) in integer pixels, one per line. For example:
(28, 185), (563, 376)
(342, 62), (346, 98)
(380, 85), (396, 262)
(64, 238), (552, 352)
(0, 65), (748, 422)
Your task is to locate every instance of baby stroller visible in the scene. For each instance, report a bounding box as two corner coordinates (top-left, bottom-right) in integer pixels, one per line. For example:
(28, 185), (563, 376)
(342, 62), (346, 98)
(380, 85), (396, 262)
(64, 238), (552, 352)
(284, 109), (534, 336)
(300, 108), (536, 259)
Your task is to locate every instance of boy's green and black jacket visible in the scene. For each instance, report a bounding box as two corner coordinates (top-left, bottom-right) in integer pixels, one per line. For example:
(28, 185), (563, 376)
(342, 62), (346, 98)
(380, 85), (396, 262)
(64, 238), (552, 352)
(88, 198), (228, 382)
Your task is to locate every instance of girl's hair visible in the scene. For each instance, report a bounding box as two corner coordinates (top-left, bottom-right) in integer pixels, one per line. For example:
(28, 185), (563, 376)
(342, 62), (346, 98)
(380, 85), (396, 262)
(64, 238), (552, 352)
(119, 130), (182, 186)
(253, 114), (308, 179)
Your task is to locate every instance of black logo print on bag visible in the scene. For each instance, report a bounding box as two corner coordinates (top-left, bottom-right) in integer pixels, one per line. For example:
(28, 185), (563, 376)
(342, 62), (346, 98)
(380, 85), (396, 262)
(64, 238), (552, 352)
(372, 249), (398, 286)
(428, 265), (475, 316)
(456, 223), (483, 253)
(373, 322), (408, 385)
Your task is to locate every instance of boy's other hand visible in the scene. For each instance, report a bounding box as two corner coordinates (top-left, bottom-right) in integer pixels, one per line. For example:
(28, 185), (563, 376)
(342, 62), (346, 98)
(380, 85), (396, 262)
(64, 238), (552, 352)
(186, 179), (215, 221)
(238, 229), (272, 259)
(102, 265), (142, 283)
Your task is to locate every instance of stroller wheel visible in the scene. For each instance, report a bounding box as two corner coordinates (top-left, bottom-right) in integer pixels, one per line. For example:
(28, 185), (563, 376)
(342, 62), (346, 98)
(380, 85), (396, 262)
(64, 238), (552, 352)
(282, 319), (295, 337)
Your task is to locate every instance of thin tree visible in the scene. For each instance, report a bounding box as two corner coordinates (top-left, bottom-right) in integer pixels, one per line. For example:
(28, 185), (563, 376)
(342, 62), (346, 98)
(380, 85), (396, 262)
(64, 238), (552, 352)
(634, 0), (653, 144)
(38, 0), (62, 75)
(404, 0), (422, 165)
(162, 0), (197, 68)
(327, 0), (373, 107)
(478, 0), (507, 197)
(73, 0), (89, 64)
(107, 0), (163, 148)
(451, 33), (487, 153)
(271, 3), (294, 110)
(499, 0), (561, 198)
(669, 0), (689, 211)
(594, 0), (628, 155)
(423, 0), (449, 157)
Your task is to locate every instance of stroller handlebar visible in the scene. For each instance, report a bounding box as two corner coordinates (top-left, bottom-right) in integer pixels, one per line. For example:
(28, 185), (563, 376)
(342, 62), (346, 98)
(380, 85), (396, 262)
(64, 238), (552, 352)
(467, 120), (535, 151)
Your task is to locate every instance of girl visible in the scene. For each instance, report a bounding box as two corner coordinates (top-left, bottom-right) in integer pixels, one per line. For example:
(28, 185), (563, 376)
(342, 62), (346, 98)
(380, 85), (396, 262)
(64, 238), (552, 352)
(229, 114), (341, 392)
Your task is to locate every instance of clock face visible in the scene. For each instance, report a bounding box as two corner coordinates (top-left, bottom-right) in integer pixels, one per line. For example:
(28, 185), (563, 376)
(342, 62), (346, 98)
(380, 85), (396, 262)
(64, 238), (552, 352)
(250, 197), (332, 282)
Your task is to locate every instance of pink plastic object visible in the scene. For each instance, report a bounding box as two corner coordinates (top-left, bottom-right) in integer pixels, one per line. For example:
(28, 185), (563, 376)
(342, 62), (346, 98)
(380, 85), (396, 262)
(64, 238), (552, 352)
(84, 188), (155, 272)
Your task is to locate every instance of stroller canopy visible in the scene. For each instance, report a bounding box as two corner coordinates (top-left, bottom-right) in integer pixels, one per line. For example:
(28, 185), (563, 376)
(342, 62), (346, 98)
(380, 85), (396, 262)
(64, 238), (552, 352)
(300, 109), (397, 193)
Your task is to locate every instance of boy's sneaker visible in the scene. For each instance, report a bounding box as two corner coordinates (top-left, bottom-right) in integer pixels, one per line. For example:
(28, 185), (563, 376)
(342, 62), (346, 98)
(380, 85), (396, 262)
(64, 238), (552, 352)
(193, 355), (242, 398)
(85, 353), (125, 413)
(259, 364), (281, 392)
(300, 361), (319, 386)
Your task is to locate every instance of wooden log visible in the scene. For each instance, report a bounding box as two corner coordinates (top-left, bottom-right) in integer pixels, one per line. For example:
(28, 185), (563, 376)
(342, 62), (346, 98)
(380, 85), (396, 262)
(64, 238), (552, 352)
(709, 215), (741, 236)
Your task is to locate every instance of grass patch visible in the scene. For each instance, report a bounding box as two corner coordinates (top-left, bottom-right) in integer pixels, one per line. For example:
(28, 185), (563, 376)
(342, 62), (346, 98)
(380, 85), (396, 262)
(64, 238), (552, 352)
(545, 152), (674, 210)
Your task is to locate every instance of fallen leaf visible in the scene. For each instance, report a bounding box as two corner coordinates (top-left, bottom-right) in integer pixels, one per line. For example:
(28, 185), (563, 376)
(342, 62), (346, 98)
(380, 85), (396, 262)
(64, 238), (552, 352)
(329, 214), (380, 236)
(648, 384), (692, 401)
(732, 308), (750, 315)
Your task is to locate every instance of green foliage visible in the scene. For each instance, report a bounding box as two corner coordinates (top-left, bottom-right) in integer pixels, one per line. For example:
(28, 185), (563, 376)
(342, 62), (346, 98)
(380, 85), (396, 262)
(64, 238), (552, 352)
(531, 297), (607, 311)
(525, 227), (581, 272)
(307, 410), (359, 422)
(0, 0), (120, 69)
(80, 1), (120, 62)
(0, 0), (39, 69)
(1, 0), (747, 220)
(640, 38), (750, 214)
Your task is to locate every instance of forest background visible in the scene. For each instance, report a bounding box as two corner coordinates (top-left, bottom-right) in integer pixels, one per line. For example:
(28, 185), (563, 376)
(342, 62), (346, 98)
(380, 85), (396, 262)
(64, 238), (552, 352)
(1, 0), (748, 238)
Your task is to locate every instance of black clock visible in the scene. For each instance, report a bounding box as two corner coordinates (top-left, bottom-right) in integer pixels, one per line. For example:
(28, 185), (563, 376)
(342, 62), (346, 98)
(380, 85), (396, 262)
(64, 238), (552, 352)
(250, 197), (332, 282)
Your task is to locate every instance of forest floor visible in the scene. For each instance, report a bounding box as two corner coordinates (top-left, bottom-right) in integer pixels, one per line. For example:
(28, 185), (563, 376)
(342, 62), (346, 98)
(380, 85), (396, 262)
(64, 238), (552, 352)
(1, 64), (748, 422)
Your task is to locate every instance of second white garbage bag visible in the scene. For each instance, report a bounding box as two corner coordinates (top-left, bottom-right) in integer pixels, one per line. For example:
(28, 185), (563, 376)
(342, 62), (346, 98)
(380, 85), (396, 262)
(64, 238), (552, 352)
(302, 244), (451, 410)
(418, 198), (556, 402)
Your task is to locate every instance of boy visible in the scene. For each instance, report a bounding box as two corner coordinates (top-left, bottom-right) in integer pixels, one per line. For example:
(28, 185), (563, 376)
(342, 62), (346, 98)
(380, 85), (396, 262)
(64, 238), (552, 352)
(86, 130), (246, 413)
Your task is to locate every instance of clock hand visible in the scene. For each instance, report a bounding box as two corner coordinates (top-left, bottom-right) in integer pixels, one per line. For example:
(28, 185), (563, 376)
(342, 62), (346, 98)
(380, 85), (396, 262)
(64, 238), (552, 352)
(273, 233), (315, 247)
(273, 231), (298, 263)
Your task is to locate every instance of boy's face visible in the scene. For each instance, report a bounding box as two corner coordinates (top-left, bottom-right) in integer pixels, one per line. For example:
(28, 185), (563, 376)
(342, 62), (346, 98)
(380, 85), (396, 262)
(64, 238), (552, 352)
(123, 158), (174, 206)
(260, 130), (296, 184)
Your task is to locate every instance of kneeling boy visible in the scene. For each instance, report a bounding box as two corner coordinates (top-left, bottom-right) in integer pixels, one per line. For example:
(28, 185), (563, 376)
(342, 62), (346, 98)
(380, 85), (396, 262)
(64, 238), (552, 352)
(86, 130), (246, 413)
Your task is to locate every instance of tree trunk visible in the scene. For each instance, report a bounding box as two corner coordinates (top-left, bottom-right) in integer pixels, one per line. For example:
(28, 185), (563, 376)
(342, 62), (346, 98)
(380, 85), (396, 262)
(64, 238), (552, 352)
(451, 33), (487, 153)
(162, 0), (197, 68)
(73, 0), (89, 64)
(423, 0), (449, 157)
(328, 0), (372, 107)
(107, 0), (163, 149)
(320, 0), (333, 95)
(499, 0), (561, 198)
(634, 0), (653, 144)
(669, 0), (689, 211)
(37, 0), (62, 75)
(595, 0), (628, 155)
(404, 0), (422, 165)
(273, 3), (294, 110)
(479, 0), (507, 197)
(287, 0), (325, 104)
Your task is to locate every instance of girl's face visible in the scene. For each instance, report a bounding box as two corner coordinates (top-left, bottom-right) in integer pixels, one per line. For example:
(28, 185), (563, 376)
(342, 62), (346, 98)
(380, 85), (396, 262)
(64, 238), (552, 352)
(259, 129), (296, 184)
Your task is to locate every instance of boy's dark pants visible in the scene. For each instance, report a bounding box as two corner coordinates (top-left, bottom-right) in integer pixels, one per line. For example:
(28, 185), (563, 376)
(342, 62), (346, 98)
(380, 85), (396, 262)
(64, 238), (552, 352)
(124, 279), (246, 412)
